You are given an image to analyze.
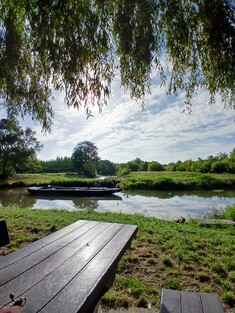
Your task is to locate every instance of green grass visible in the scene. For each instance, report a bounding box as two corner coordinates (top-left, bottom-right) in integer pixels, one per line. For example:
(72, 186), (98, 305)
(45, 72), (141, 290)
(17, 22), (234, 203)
(1, 172), (235, 191)
(119, 171), (235, 190)
(0, 208), (234, 310)
(0, 173), (118, 188)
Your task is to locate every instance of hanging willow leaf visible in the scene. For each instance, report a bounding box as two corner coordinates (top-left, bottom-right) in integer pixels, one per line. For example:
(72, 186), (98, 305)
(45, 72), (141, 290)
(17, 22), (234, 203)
(0, 0), (234, 131)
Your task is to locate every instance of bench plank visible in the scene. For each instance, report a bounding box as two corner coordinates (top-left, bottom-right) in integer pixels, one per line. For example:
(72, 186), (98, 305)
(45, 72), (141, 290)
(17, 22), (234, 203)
(160, 288), (181, 313)
(0, 220), (138, 313)
(0, 219), (89, 270)
(38, 224), (137, 313)
(0, 221), (109, 286)
(181, 291), (203, 313)
(0, 221), (113, 302)
(160, 289), (224, 313)
(201, 292), (225, 313)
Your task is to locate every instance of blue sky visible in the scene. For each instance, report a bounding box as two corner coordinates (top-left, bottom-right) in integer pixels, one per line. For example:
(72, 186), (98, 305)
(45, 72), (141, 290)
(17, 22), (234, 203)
(13, 73), (234, 165)
(3, 74), (235, 164)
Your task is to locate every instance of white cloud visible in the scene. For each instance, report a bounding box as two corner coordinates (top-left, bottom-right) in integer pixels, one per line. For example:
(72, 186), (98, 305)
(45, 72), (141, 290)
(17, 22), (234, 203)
(3, 76), (234, 164)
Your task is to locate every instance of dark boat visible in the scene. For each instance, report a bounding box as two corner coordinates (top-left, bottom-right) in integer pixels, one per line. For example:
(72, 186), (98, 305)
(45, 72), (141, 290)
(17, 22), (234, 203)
(28, 185), (121, 197)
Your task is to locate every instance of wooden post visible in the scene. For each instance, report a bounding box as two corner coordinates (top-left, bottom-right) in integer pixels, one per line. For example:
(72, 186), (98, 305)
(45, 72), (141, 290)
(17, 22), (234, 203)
(0, 220), (10, 247)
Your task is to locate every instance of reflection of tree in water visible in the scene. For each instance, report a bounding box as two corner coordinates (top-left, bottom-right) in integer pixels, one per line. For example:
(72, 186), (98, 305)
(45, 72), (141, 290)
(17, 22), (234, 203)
(0, 190), (122, 210)
(72, 195), (122, 210)
(0, 188), (36, 208)
(72, 197), (98, 210)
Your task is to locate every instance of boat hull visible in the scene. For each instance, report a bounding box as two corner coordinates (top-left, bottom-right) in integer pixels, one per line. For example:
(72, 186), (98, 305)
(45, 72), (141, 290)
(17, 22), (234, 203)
(28, 186), (121, 197)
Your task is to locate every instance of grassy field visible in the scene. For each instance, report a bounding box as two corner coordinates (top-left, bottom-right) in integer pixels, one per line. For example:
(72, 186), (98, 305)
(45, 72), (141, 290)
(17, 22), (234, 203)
(120, 171), (235, 190)
(0, 208), (234, 311)
(1, 172), (235, 191)
(127, 171), (235, 182)
(0, 173), (86, 187)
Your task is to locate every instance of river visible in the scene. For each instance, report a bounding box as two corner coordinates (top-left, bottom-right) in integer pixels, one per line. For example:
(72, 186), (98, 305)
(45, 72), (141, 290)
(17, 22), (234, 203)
(0, 187), (235, 220)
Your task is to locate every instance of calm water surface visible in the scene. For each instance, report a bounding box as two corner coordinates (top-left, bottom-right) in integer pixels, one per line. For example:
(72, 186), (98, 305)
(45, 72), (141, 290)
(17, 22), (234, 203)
(0, 188), (235, 220)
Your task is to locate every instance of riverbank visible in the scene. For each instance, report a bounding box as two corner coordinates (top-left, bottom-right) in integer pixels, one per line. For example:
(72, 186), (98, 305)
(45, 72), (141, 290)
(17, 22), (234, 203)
(0, 172), (235, 191)
(0, 208), (234, 311)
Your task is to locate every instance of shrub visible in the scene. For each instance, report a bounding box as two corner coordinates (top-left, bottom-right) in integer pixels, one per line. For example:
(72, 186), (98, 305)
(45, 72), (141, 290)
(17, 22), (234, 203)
(193, 175), (221, 190)
(222, 291), (235, 307)
(224, 205), (235, 221)
(164, 278), (181, 290)
(162, 256), (173, 267)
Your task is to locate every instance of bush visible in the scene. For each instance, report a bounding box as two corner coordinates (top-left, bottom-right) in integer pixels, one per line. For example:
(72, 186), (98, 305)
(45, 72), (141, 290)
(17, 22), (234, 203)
(224, 205), (235, 221)
(193, 175), (221, 189)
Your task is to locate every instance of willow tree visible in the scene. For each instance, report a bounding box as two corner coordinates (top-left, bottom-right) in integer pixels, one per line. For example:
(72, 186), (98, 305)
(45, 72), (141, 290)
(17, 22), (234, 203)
(0, 0), (234, 130)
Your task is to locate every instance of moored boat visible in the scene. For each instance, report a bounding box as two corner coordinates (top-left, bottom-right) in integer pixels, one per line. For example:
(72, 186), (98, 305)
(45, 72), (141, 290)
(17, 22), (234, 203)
(28, 185), (121, 197)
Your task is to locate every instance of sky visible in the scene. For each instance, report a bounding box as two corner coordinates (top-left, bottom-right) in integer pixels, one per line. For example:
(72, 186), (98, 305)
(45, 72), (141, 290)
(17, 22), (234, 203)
(3, 75), (235, 165)
(15, 72), (235, 165)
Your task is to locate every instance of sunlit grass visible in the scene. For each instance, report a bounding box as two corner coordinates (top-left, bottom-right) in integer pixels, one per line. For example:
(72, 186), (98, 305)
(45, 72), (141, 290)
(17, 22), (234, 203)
(0, 207), (234, 309)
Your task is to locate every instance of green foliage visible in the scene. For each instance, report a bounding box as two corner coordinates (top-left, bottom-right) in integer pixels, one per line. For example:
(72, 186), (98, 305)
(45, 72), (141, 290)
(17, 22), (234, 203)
(224, 205), (235, 222)
(41, 157), (74, 173)
(0, 1), (234, 130)
(164, 149), (235, 174)
(0, 119), (42, 177)
(197, 271), (210, 282)
(98, 159), (117, 176)
(115, 277), (156, 300)
(126, 158), (149, 172)
(211, 160), (230, 173)
(221, 291), (235, 307)
(101, 293), (119, 307)
(117, 164), (131, 177)
(148, 161), (164, 172)
(82, 161), (97, 178)
(162, 256), (173, 267)
(208, 204), (235, 222)
(118, 171), (235, 191)
(24, 155), (42, 173)
(164, 278), (181, 290)
(72, 141), (100, 177)
(228, 272), (235, 283)
(193, 175), (221, 190)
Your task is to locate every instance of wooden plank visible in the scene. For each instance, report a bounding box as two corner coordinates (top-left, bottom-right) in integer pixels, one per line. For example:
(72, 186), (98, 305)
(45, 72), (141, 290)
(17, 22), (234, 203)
(37, 224), (137, 313)
(0, 219), (89, 270)
(0, 220), (10, 247)
(0, 220), (100, 284)
(0, 221), (138, 313)
(201, 292), (224, 313)
(0, 221), (113, 306)
(160, 289), (224, 313)
(181, 291), (203, 313)
(160, 288), (181, 313)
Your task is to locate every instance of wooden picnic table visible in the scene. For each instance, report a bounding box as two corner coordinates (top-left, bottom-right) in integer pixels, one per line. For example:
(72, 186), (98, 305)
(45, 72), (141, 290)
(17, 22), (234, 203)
(0, 220), (138, 313)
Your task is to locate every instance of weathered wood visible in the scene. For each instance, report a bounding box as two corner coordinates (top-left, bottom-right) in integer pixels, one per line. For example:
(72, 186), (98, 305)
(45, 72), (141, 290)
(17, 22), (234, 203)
(0, 220), (10, 247)
(160, 289), (224, 313)
(0, 220), (137, 313)
(159, 289), (181, 313)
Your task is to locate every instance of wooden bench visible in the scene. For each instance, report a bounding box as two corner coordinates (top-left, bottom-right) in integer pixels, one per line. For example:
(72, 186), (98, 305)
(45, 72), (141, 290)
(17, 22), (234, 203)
(0, 220), (10, 247)
(160, 288), (224, 313)
(0, 220), (138, 313)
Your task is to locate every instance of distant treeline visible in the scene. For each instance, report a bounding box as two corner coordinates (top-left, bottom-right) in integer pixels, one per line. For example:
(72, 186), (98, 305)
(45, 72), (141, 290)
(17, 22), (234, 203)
(39, 148), (235, 175)
(40, 157), (117, 176)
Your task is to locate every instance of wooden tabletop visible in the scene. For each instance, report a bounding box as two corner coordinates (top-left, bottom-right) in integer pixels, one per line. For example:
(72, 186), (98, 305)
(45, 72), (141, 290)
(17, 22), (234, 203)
(0, 220), (138, 313)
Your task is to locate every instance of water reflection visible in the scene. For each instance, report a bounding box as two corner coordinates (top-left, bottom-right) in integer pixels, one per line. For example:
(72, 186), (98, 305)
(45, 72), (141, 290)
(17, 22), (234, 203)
(0, 188), (36, 208)
(0, 188), (234, 220)
(31, 194), (122, 211)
